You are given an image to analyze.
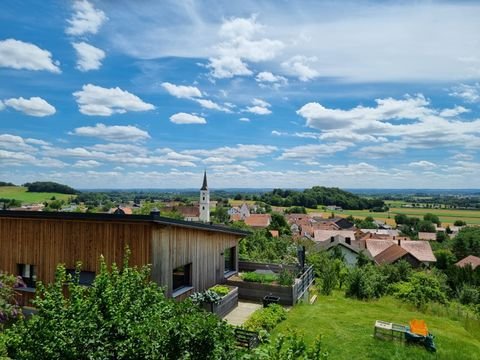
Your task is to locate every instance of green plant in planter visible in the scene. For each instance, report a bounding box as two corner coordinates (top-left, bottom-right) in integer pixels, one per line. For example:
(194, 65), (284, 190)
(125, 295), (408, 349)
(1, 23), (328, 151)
(190, 289), (222, 305)
(210, 285), (230, 297)
(241, 272), (278, 284)
(278, 269), (295, 286)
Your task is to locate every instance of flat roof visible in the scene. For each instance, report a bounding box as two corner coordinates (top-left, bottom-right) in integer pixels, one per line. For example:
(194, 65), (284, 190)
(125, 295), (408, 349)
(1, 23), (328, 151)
(0, 210), (250, 237)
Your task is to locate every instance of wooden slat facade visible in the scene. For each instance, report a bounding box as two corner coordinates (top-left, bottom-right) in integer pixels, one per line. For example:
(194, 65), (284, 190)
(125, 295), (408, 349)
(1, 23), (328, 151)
(0, 212), (244, 305)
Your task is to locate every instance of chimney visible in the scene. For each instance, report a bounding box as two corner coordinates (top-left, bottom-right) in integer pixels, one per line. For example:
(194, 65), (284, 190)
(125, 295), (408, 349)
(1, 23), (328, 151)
(150, 208), (160, 217)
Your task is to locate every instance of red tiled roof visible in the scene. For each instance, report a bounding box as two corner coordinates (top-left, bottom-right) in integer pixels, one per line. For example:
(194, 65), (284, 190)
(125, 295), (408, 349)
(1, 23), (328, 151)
(366, 239), (396, 258)
(230, 213), (242, 222)
(177, 206), (200, 217)
(455, 255), (480, 270)
(399, 240), (436, 263)
(269, 230), (279, 237)
(374, 244), (409, 265)
(244, 214), (271, 228)
(418, 232), (437, 241)
(313, 230), (356, 242)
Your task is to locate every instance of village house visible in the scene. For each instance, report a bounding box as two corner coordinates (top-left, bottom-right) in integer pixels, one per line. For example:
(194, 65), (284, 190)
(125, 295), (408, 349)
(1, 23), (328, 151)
(366, 239), (436, 267)
(244, 214), (271, 228)
(418, 232), (437, 241)
(455, 255), (480, 270)
(0, 210), (248, 306)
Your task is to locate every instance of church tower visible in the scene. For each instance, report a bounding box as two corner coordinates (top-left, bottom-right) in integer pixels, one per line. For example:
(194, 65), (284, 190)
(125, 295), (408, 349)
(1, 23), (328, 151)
(199, 171), (210, 222)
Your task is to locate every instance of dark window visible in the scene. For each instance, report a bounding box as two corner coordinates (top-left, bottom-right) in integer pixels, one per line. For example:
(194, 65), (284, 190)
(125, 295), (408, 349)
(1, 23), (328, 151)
(66, 269), (96, 286)
(224, 246), (236, 274)
(203, 196), (205, 201)
(330, 236), (335, 243)
(202, 206), (205, 210)
(17, 263), (36, 288)
(345, 237), (351, 245)
(173, 263), (192, 292)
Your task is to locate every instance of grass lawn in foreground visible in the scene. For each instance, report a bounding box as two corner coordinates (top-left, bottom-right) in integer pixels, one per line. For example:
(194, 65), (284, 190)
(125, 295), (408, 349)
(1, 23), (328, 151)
(0, 186), (73, 204)
(272, 291), (480, 360)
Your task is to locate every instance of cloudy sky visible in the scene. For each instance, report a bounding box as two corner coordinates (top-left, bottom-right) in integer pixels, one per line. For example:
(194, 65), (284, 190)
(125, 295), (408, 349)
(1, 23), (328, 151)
(1, 0), (480, 189)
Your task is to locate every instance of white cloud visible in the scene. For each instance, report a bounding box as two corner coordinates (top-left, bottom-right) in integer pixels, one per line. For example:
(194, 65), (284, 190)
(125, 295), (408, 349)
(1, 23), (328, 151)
(449, 83), (480, 103)
(4, 97), (56, 117)
(278, 142), (350, 162)
(255, 71), (287, 88)
(25, 138), (50, 146)
(161, 82), (202, 99)
(73, 160), (101, 168)
(282, 56), (319, 81)
(70, 123), (151, 142)
(72, 42), (106, 71)
(439, 106), (469, 117)
(239, 117), (250, 122)
(169, 112), (206, 124)
(245, 98), (272, 115)
(208, 16), (283, 78)
(0, 39), (60, 73)
(66, 0), (107, 36)
(451, 153), (474, 161)
(0, 134), (36, 152)
(408, 160), (437, 169)
(183, 144), (277, 160)
(73, 84), (155, 116)
(195, 99), (231, 112)
(0, 100), (4, 111)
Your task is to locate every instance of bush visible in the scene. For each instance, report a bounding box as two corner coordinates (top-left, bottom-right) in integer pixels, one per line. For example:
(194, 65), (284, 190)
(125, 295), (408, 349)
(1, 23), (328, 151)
(458, 286), (480, 306)
(246, 331), (328, 359)
(3, 254), (236, 359)
(0, 273), (24, 330)
(278, 269), (295, 286)
(241, 272), (278, 284)
(392, 271), (448, 308)
(244, 304), (287, 332)
(345, 265), (387, 300)
(190, 289), (222, 305)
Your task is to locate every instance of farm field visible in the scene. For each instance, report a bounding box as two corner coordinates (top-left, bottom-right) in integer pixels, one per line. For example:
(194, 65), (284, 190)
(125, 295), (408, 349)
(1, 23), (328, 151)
(313, 207), (480, 226)
(273, 291), (480, 360)
(0, 186), (74, 204)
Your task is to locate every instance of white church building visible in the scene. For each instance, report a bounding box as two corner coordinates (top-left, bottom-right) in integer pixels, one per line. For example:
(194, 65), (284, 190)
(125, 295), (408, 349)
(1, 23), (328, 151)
(199, 171), (210, 222)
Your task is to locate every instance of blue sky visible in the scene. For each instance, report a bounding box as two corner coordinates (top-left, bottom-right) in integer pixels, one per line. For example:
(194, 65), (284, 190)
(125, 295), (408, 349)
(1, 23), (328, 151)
(1, 0), (480, 189)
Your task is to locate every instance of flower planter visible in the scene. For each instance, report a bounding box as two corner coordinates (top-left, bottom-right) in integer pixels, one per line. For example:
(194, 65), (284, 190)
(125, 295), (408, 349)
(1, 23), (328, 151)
(202, 286), (238, 318)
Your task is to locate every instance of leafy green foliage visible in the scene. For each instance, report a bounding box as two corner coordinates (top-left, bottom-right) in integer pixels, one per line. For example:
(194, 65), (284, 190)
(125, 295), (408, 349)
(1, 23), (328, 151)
(244, 304), (287, 332)
(284, 206), (307, 214)
(239, 229), (297, 263)
(434, 249), (457, 270)
(278, 269), (295, 286)
(307, 252), (347, 295)
(245, 331), (328, 359)
(452, 227), (480, 258)
(190, 289), (222, 305)
(268, 212), (291, 236)
(23, 181), (77, 194)
(345, 265), (387, 300)
(241, 272), (278, 284)
(209, 285), (230, 297)
(0, 273), (24, 330)
(3, 256), (236, 359)
(260, 187), (385, 210)
(454, 220), (467, 226)
(424, 213), (441, 226)
(417, 220), (436, 232)
(392, 271), (448, 308)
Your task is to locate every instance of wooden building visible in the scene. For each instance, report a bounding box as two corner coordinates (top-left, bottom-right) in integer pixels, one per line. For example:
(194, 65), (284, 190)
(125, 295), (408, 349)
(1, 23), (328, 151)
(0, 210), (248, 305)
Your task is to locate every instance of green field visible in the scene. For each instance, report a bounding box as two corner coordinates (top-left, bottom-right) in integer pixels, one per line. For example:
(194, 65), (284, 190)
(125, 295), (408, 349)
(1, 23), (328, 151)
(0, 186), (73, 204)
(310, 206), (480, 226)
(273, 291), (480, 360)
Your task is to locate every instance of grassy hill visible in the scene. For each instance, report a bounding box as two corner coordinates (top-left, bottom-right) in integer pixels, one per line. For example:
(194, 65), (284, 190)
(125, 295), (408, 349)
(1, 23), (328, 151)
(273, 291), (480, 360)
(0, 186), (74, 204)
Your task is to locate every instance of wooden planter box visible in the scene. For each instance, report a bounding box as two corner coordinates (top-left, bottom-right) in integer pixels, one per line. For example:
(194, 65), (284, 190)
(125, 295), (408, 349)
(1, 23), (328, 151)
(202, 286), (238, 318)
(226, 276), (295, 305)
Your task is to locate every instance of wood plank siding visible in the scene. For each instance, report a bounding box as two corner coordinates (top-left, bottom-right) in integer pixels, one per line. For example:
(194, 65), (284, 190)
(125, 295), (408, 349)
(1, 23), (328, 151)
(0, 211), (246, 304)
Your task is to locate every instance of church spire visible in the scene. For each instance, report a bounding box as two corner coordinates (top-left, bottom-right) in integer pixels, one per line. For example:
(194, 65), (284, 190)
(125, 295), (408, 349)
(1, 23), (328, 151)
(200, 170), (208, 191)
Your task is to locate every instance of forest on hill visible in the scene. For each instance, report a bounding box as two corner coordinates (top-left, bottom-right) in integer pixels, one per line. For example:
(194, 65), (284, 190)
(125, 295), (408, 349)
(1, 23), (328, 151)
(23, 182), (78, 195)
(260, 186), (387, 210)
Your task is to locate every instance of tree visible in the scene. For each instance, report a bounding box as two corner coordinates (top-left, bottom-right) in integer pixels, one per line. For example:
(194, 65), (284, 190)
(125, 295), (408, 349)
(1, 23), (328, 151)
(436, 231), (448, 243)
(454, 220), (467, 226)
(417, 220), (436, 233)
(3, 254), (236, 359)
(424, 213), (441, 226)
(452, 227), (480, 259)
(434, 249), (457, 270)
(213, 206), (229, 224)
(394, 214), (408, 225)
(0, 273), (24, 330)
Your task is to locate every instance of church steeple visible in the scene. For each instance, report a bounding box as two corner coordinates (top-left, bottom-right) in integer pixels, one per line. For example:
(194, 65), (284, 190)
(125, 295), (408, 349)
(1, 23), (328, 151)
(199, 171), (210, 222)
(200, 170), (208, 191)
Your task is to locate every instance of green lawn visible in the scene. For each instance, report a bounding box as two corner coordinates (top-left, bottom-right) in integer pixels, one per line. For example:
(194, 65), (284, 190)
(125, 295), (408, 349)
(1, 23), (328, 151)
(273, 291), (480, 360)
(0, 186), (73, 204)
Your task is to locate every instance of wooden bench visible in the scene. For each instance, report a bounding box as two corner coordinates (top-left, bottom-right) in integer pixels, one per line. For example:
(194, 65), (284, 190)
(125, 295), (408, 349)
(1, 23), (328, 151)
(234, 328), (260, 349)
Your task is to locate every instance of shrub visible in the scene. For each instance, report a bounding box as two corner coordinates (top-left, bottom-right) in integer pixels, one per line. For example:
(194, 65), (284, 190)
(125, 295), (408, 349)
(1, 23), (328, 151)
(278, 269), (295, 286)
(3, 254), (236, 359)
(345, 265), (387, 300)
(458, 285), (480, 305)
(246, 331), (328, 359)
(392, 271), (448, 308)
(210, 285), (231, 297)
(0, 273), (24, 330)
(244, 304), (287, 332)
(241, 272), (278, 284)
(190, 289), (222, 305)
